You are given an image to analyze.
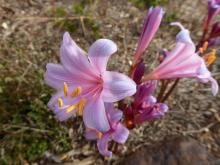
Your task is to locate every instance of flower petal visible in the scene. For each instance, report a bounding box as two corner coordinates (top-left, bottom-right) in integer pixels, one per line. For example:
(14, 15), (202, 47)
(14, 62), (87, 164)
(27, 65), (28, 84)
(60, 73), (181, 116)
(105, 103), (123, 123)
(102, 71), (137, 102)
(47, 91), (80, 121)
(83, 97), (110, 132)
(60, 32), (99, 80)
(134, 103), (168, 123)
(112, 123), (129, 144)
(88, 39), (117, 74)
(209, 77), (219, 96)
(134, 81), (157, 105)
(196, 61), (219, 96)
(170, 22), (194, 44)
(45, 63), (73, 89)
(97, 133), (112, 157)
(145, 43), (199, 80)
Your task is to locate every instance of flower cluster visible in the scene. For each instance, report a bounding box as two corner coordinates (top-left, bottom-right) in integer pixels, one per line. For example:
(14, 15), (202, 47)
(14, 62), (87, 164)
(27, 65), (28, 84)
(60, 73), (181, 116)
(45, 2), (218, 157)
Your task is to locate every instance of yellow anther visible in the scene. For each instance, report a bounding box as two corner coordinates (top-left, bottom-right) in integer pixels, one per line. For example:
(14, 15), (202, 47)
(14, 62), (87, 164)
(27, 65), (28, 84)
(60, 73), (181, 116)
(211, 48), (216, 55)
(63, 82), (68, 96)
(77, 98), (86, 116)
(66, 104), (77, 113)
(203, 49), (217, 66)
(57, 98), (63, 107)
(203, 41), (209, 51)
(71, 87), (82, 97)
(199, 47), (204, 54)
(207, 49), (216, 65)
(96, 131), (103, 139)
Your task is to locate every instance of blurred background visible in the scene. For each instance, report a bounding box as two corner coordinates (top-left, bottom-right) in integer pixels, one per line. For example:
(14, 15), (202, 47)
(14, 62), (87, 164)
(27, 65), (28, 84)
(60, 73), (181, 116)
(0, 0), (220, 164)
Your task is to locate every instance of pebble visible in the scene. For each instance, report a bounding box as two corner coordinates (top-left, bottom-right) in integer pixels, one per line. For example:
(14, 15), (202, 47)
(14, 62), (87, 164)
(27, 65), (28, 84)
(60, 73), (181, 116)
(120, 136), (220, 165)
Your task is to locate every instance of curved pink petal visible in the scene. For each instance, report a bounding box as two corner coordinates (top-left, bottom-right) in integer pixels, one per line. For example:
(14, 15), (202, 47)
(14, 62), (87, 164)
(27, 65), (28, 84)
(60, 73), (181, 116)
(97, 133), (112, 157)
(60, 32), (99, 81)
(158, 43), (195, 71)
(102, 71), (137, 102)
(170, 22), (194, 44)
(83, 97), (110, 132)
(105, 103), (123, 123)
(209, 77), (219, 96)
(88, 39), (117, 74)
(152, 53), (202, 79)
(145, 43), (198, 80)
(197, 62), (219, 96)
(45, 63), (73, 89)
(112, 123), (129, 144)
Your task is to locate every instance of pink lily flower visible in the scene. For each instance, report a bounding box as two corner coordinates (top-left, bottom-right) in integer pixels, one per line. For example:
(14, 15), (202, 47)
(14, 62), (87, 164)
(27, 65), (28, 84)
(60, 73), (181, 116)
(85, 103), (129, 157)
(134, 7), (164, 63)
(45, 32), (136, 132)
(144, 23), (218, 96)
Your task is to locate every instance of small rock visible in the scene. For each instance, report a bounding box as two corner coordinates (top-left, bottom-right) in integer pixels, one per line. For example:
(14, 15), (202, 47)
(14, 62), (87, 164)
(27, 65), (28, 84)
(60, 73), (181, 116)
(203, 111), (212, 118)
(1, 22), (8, 29)
(120, 136), (220, 165)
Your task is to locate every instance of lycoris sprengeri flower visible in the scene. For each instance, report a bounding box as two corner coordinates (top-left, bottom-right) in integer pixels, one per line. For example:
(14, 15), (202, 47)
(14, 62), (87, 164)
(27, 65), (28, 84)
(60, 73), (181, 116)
(144, 22), (218, 96)
(45, 32), (136, 132)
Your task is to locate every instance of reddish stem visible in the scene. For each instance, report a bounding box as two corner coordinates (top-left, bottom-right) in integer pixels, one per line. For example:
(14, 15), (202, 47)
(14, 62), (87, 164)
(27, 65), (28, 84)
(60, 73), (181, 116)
(161, 79), (179, 102)
(157, 80), (170, 102)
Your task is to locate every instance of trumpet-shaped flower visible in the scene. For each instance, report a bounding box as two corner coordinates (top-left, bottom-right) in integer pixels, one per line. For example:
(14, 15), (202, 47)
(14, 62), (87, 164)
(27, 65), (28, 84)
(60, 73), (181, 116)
(134, 7), (164, 62)
(45, 32), (136, 132)
(85, 103), (129, 157)
(144, 22), (218, 96)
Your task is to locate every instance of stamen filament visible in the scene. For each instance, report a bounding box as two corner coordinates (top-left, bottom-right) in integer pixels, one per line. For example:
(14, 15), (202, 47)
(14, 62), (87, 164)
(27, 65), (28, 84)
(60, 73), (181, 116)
(63, 82), (68, 96)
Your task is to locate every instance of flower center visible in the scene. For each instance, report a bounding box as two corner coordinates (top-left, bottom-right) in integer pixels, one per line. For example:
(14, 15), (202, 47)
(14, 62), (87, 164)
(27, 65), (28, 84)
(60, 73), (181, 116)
(57, 82), (86, 115)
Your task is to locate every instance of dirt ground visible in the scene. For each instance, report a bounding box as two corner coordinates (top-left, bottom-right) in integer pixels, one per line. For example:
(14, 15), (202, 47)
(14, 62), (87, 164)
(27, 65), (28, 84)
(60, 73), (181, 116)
(0, 0), (220, 164)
